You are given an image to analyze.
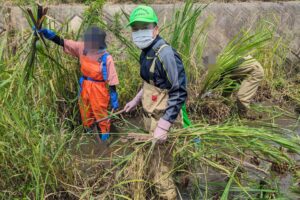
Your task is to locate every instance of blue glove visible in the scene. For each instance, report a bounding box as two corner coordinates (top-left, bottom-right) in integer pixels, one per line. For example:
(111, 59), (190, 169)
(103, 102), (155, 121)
(100, 133), (110, 141)
(110, 88), (119, 110)
(39, 28), (56, 40)
(32, 26), (56, 40)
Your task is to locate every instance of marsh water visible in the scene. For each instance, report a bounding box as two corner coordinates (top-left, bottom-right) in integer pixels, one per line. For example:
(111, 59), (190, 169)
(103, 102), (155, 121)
(71, 113), (300, 199)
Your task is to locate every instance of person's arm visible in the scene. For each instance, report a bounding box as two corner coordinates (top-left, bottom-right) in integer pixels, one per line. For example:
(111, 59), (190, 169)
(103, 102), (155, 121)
(159, 47), (187, 124)
(63, 39), (82, 58)
(37, 28), (82, 58)
(107, 55), (120, 110)
(109, 85), (118, 110)
(37, 28), (64, 46)
(47, 35), (64, 46)
(106, 55), (119, 86)
(153, 47), (187, 142)
(124, 89), (143, 112)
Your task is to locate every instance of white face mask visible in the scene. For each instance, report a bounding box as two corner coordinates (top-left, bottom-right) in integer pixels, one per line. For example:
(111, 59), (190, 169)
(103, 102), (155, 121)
(132, 29), (155, 49)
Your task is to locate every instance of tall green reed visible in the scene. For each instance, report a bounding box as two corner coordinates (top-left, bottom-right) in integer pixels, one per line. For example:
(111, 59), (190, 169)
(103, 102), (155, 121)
(200, 24), (274, 95)
(0, 8), (79, 198)
(166, 0), (209, 83)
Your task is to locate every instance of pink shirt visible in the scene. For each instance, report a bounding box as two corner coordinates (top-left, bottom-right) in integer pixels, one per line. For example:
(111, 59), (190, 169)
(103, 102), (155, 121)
(63, 39), (119, 86)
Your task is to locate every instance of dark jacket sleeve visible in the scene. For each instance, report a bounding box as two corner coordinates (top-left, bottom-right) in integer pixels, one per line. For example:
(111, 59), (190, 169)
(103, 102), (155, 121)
(50, 35), (64, 47)
(158, 46), (188, 123)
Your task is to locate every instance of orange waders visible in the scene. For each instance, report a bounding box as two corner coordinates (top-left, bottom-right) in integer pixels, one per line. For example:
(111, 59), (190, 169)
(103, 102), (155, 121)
(78, 54), (110, 135)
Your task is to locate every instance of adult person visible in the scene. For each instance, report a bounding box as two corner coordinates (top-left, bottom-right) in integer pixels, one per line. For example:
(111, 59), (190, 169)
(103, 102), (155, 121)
(124, 5), (190, 199)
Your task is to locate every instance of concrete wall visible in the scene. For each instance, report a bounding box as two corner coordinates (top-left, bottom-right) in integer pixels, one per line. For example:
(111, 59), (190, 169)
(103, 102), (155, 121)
(1, 2), (299, 60)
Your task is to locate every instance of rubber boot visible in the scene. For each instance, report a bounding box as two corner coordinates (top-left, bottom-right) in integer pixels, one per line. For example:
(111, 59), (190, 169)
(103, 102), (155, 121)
(236, 99), (258, 120)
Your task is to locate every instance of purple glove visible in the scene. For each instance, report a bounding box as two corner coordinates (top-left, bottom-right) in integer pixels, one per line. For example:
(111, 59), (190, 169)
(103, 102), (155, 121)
(153, 118), (172, 142)
(124, 89), (143, 112)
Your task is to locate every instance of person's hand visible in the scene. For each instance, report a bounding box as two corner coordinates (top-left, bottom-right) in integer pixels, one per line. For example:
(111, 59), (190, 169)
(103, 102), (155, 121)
(153, 118), (171, 143)
(124, 89), (143, 112)
(124, 100), (139, 112)
(33, 27), (56, 40)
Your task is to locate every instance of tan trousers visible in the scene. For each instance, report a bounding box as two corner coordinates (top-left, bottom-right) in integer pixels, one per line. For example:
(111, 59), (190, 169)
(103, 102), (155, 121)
(231, 56), (264, 108)
(127, 145), (176, 200)
(149, 145), (177, 200)
(134, 82), (177, 200)
(129, 44), (178, 199)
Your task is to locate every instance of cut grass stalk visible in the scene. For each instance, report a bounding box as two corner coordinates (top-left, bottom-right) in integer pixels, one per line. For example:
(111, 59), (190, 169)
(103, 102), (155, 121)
(20, 3), (48, 82)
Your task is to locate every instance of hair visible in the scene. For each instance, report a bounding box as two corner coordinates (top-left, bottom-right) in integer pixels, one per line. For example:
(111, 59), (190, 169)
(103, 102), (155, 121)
(83, 26), (107, 49)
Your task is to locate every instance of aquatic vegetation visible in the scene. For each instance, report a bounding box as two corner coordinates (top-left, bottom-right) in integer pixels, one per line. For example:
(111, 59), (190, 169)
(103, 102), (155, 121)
(0, 1), (299, 199)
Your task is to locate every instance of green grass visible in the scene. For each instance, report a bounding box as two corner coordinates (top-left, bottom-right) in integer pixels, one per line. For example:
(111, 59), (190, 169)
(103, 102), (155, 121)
(0, 1), (299, 199)
(200, 24), (274, 95)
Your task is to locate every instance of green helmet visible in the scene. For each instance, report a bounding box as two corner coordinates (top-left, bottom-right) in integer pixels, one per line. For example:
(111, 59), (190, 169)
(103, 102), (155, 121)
(128, 5), (158, 27)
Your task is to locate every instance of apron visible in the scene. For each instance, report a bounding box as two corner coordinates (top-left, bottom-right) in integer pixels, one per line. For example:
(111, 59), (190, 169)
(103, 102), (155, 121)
(78, 54), (110, 134)
(141, 44), (183, 134)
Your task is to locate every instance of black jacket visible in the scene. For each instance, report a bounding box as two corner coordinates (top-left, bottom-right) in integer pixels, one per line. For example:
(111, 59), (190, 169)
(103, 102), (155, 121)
(140, 36), (188, 123)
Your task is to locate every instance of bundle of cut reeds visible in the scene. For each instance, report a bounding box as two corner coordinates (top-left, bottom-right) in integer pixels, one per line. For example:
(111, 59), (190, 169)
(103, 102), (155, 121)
(22, 3), (48, 81)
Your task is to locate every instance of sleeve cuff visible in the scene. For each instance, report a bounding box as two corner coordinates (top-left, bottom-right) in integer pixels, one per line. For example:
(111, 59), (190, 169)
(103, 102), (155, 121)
(158, 118), (172, 131)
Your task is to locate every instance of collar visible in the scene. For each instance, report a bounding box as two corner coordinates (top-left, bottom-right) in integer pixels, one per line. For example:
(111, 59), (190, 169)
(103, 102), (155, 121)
(83, 48), (107, 56)
(142, 35), (162, 52)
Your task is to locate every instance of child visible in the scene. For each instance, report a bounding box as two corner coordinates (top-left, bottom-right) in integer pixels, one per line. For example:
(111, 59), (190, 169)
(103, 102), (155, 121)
(36, 26), (119, 141)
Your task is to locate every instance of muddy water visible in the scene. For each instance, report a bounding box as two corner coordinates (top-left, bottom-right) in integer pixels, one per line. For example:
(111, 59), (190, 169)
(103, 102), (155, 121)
(71, 113), (300, 199)
(273, 117), (300, 200)
(72, 115), (144, 155)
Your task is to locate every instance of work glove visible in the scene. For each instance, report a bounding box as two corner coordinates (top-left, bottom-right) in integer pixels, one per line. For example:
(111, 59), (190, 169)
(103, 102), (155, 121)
(109, 87), (119, 110)
(124, 89), (143, 112)
(33, 27), (56, 40)
(153, 118), (172, 143)
(100, 133), (110, 141)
